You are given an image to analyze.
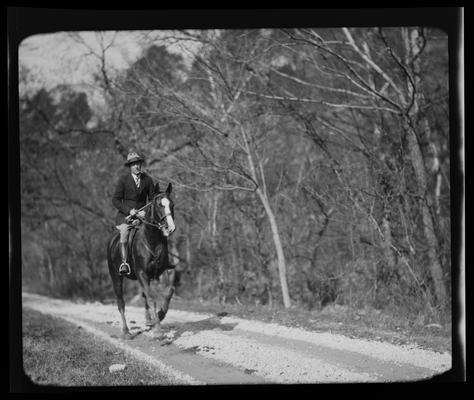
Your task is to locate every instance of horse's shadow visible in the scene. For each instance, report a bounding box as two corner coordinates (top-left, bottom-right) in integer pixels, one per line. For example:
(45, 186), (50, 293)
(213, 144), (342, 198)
(125, 313), (238, 344)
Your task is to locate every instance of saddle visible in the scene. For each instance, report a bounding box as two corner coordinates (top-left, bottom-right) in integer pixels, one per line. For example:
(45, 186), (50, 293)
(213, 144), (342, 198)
(125, 224), (140, 263)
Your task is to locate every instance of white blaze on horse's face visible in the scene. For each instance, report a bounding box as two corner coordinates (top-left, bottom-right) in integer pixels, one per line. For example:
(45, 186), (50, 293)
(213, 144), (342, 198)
(161, 197), (175, 236)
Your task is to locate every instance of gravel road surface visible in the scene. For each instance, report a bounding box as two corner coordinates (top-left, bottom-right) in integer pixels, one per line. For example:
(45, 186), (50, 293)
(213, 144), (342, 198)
(22, 293), (451, 385)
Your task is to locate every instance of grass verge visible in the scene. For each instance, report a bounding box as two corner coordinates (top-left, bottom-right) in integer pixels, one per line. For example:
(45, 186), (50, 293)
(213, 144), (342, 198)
(22, 308), (176, 388)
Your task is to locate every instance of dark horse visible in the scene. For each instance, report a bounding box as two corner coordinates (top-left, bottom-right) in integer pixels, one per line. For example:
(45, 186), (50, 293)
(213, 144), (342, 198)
(107, 183), (176, 340)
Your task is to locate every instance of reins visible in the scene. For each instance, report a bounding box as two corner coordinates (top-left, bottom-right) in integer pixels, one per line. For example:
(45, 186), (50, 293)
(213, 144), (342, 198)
(128, 195), (172, 230)
(125, 201), (153, 223)
(135, 214), (170, 230)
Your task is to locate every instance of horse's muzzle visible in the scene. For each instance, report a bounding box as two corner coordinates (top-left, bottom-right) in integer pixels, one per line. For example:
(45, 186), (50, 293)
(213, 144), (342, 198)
(162, 226), (175, 237)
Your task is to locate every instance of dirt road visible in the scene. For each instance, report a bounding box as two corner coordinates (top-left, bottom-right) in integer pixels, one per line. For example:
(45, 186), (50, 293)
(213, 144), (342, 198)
(22, 292), (451, 384)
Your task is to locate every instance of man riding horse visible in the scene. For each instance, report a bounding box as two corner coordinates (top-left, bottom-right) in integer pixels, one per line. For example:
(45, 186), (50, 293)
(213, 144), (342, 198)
(112, 152), (155, 275)
(108, 152), (177, 339)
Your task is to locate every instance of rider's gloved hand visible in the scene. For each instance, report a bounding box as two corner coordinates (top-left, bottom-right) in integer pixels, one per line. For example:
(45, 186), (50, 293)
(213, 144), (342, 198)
(137, 211), (145, 218)
(129, 208), (137, 216)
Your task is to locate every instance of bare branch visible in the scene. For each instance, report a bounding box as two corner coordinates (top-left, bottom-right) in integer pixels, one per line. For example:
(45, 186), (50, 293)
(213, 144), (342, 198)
(342, 27), (407, 107)
(242, 89), (400, 114)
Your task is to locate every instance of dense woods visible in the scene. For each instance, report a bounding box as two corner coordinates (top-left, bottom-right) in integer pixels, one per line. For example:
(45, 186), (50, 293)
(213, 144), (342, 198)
(19, 27), (453, 322)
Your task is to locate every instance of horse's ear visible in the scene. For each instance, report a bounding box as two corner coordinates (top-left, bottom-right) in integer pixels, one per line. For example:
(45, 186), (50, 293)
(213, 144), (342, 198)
(154, 182), (160, 195)
(166, 183), (172, 195)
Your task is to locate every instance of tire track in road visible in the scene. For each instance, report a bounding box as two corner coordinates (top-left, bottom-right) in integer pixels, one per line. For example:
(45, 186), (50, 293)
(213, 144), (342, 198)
(172, 329), (379, 383)
(21, 293), (451, 384)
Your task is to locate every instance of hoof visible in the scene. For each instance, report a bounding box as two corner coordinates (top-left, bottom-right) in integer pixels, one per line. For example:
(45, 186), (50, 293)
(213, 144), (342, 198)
(122, 331), (133, 340)
(150, 330), (164, 341)
(145, 319), (155, 327)
(160, 338), (173, 346)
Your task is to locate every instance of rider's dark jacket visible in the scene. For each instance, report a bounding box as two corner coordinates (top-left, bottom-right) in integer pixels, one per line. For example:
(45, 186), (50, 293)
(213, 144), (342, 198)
(112, 172), (155, 225)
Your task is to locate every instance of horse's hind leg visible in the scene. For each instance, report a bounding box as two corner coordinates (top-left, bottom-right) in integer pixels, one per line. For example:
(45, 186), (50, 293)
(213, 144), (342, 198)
(108, 235), (132, 340)
(157, 268), (176, 322)
(114, 278), (132, 340)
(142, 291), (154, 327)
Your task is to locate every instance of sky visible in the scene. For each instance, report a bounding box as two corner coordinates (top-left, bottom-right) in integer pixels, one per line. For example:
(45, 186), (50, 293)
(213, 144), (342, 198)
(19, 31), (140, 89)
(18, 30), (201, 96)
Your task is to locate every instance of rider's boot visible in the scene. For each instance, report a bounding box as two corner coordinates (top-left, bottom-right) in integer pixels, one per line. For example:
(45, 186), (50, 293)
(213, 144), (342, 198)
(119, 242), (131, 275)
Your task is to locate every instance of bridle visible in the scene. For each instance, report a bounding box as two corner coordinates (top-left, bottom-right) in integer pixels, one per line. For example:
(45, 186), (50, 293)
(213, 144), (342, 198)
(135, 195), (173, 231)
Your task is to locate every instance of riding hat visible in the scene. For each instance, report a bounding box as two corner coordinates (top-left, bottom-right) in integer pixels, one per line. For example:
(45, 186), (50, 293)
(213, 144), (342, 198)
(124, 152), (144, 166)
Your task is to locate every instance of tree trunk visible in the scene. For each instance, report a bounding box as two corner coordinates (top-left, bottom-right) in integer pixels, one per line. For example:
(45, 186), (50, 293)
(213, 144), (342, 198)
(381, 216), (397, 269)
(241, 126), (292, 309)
(210, 191), (226, 303)
(169, 239), (180, 268)
(197, 268), (202, 299)
(46, 252), (55, 287)
(404, 118), (447, 307)
(403, 28), (447, 307)
(257, 188), (291, 308)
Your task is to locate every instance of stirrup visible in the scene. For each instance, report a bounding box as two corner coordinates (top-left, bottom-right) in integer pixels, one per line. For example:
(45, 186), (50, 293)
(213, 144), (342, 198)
(119, 262), (131, 275)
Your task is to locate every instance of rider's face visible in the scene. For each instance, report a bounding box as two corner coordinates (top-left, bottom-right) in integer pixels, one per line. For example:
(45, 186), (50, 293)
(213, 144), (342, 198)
(129, 161), (142, 175)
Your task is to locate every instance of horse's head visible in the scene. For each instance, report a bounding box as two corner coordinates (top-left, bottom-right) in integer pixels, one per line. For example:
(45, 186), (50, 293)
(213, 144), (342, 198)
(150, 183), (175, 237)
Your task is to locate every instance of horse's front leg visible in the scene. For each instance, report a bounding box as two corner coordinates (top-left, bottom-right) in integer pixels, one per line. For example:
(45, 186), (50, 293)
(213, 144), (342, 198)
(147, 269), (176, 342)
(157, 268), (176, 322)
(137, 270), (154, 326)
(142, 291), (154, 327)
(138, 269), (164, 340)
(113, 278), (132, 340)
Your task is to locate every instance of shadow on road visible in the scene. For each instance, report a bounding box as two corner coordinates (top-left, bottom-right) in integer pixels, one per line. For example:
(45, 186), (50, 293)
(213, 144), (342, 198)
(111, 312), (238, 344)
(161, 314), (238, 344)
